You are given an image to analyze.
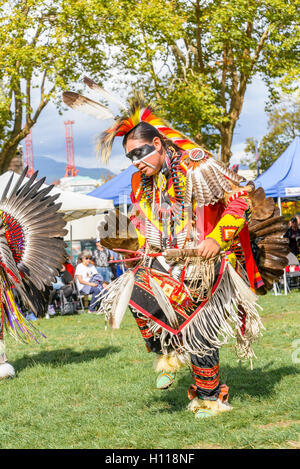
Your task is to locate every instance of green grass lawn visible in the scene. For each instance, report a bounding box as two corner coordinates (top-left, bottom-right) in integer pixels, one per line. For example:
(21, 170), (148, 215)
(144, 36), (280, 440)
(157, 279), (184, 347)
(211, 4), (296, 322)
(1, 291), (300, 449)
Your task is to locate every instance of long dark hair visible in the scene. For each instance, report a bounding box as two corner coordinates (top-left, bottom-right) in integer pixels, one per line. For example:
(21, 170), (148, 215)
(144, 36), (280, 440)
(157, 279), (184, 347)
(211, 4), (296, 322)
(122, 121), (182, 152)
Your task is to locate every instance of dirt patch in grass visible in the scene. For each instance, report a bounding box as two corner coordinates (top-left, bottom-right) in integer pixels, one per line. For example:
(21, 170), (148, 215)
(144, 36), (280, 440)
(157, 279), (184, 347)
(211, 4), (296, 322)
(262, 311), (299, 322)
(186, 442), (226, 450)
(287, 436), (300, 449)
(258, 420), (300, 429)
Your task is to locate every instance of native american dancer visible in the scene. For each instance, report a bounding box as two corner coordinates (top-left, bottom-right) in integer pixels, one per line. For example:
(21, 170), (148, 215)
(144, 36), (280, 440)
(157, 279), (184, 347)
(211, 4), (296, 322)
(0, 168), (67, 379)
(63, 79), (289, 418)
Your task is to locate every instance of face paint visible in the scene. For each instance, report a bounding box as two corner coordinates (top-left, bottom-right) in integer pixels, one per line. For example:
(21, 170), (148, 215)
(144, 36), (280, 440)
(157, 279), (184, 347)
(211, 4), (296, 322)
(125, 144), (156, 169)
(134, 152), (157, 169)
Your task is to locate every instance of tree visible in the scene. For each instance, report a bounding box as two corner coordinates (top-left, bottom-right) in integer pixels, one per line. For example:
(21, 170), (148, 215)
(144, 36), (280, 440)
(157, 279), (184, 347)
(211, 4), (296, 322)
(1, 1), (298, 172)
(243, 94), (300, 172)
(100, 0), (299, 164)
(0, 0), (109, 173)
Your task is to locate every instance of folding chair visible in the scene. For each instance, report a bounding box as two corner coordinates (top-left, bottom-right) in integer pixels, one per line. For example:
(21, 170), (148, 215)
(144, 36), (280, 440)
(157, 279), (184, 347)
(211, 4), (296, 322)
(285, 252), (300, 291)
(73, 282), (86, 312)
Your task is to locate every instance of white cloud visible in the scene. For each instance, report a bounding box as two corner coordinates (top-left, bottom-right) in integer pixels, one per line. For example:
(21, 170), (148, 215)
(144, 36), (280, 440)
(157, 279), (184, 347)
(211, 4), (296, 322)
(230, 142), (247, 164)
(232, 77), (268, 146)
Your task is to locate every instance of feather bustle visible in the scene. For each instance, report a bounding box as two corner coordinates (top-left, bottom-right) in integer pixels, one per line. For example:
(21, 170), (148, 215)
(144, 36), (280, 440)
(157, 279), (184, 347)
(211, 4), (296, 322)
(0, 169), (67, 318)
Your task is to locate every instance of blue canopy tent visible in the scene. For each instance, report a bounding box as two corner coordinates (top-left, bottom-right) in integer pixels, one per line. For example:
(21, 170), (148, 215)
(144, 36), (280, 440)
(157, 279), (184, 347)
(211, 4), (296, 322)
(255, 137), (300, 209)
(255, 136), (300, 295)
(88, 165), (138, 206)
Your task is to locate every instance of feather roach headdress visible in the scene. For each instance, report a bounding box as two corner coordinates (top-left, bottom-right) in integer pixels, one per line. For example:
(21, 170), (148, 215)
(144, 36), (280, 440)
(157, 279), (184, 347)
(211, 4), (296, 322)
(63, 77), (207, 164)
(96, 90), (205, 163)
(63, 77), (250, 209)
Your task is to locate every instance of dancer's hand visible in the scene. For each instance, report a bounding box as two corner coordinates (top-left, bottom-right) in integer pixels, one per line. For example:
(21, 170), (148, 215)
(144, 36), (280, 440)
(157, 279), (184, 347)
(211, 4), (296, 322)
(198, 238), (220, 259)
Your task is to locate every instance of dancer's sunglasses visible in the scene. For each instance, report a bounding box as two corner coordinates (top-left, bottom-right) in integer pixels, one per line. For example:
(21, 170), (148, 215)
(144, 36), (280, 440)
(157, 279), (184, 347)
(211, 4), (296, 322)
(125, 144), (156, 163)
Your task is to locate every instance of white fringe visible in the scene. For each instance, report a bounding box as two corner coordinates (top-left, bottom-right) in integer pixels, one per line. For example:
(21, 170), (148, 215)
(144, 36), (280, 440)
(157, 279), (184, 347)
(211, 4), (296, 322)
(98, 262), (263, 361)
(96, 271), (135, 328)
(0, 339), (6, 365)
(144, 262), (263, 360)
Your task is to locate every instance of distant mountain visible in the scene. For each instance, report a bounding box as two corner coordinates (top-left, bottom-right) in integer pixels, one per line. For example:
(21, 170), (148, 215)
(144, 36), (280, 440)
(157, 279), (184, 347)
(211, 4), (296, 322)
(31, 155), (249, 184)
(33, 156), (115, 184)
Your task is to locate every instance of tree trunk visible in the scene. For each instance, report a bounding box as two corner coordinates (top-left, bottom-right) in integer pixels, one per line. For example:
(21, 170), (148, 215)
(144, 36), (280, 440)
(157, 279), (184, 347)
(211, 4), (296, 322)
(220, 82), (247, 165)
(0, 144), (22, 174)
(7, 147), (24, 174)
(220, 124), (234, 166)
(0, 93), (50, 175)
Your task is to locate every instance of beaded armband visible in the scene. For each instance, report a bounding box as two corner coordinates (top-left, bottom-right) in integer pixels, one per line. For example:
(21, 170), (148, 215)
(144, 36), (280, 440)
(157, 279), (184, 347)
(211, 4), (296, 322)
(206, 214), (246, 250)
(206, 192), (251, 250)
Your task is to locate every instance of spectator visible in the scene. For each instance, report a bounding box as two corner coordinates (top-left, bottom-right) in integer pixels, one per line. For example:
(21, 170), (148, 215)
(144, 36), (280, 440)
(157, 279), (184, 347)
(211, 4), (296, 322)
(110, 249), (126, 279)
(46, 275), (65, 318)
(46, 266), (75, 318)
(284, 216), (300, 257)
(75, 250), (105, 313)
(60, 264), (75, 298)
(109, 249), (118, 280)
(64, 256), (75, 278)
(93, 238), (113, 283)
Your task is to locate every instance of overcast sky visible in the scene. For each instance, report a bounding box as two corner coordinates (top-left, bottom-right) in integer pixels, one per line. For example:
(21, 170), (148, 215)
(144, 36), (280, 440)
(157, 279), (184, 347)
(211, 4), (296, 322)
(27, 77), (269, 174)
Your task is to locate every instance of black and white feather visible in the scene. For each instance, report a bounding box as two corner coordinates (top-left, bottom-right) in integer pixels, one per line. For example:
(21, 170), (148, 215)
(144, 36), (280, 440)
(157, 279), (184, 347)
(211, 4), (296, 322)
(185, 157), (246, 207)
(62, 76), (125, 122)
(97, 270), (135, 328)
(62, 91), (114, 120)
(0, 168), (68, 316)
(83, 76), (125, 110)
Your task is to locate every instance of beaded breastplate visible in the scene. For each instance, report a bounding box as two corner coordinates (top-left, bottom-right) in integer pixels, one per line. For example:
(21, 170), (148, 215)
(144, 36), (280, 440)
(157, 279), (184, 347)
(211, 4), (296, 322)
(132, 147), (189, 250)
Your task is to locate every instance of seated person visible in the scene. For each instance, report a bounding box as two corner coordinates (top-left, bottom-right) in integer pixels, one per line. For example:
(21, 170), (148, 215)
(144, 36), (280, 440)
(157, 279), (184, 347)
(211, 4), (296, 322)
(284, 217), (300, 257)
(75, 250), (107, 313)
(47, 276), (65, 317)
(60, 265), (75, 298)
(47, 266), (75, 317)
(63, 255), (75, 278)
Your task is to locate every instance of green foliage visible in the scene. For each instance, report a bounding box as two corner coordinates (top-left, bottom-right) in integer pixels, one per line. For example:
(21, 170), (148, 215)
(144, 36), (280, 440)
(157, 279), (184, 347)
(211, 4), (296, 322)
(1, 292), (300, 449)
(1, 0), (299, 171)
(243, 94), (300, 171)
(0, 0), (108, 172)
(100, 0), (300, 163)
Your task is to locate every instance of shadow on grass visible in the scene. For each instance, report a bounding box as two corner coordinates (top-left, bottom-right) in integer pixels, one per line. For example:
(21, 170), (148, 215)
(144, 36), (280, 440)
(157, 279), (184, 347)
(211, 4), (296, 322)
(220, 362), (299, 400)
(12, 346), (121, 372)
(149, 362), (300, 413)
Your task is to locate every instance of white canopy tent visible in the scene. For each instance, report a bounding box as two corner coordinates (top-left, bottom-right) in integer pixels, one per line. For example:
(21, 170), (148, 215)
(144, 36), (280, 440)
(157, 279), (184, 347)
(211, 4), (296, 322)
(0, 171), (113, 222)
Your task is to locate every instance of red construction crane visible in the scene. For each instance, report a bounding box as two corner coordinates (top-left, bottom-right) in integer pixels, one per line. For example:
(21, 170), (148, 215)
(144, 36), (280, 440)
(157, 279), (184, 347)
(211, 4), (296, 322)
(24, 130), (35, 177)
(64, 120), (78, 177)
